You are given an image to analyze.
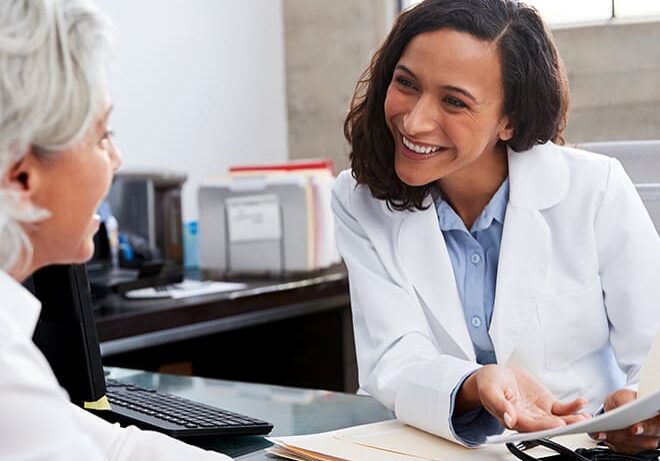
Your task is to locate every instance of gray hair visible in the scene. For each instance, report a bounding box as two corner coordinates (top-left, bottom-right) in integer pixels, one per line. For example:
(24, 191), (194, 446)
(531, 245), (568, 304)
(0, 0), (113, 272)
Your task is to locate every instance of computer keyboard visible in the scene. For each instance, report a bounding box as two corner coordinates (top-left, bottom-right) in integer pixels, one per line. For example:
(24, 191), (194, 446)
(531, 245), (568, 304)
(102, 379), (273, 437)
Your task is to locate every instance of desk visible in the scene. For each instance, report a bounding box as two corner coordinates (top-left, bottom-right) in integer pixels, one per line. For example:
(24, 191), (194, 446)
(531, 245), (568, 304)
(106, 367), (392, 459)
(107, 368), (598, 461)
(95, 266), (357, 392)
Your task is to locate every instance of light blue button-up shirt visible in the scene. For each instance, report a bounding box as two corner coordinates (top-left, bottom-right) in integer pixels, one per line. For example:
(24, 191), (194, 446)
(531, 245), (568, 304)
(435, 178), (509, 365)
(434, 178), (510, 445)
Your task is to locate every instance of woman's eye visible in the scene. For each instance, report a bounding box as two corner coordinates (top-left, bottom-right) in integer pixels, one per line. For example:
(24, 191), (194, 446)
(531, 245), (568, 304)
(443, 97), (467, 109)
(395, 76), (416, 90)
(99, 130), (114, 149)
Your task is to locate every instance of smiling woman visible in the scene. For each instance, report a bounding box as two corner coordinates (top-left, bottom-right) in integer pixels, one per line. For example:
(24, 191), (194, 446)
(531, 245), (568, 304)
(335, 0), (660, 454)
(384, 28), (514, 213)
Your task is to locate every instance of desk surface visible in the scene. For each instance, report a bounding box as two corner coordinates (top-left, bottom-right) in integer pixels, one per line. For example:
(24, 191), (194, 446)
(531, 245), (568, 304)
(106, 367), (392, 459)
(107, 368), (600, 460)
(95, 265), (349, 356)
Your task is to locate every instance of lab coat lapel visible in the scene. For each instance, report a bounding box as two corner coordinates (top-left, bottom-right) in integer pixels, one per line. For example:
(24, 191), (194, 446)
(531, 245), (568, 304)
(490, 143), (569, 364)
(398, 204), (475, 360)
(490, 204), (550, 364)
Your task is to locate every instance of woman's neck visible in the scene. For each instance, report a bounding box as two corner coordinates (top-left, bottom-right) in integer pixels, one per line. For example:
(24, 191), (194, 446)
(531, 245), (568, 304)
(436, 144), (508, 230)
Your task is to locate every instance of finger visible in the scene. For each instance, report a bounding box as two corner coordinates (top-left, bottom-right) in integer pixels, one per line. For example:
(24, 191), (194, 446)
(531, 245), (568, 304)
(480, 385), (517, 429)
(552, 398), (588, 416)
(600, 430), (660, 451)
(630, 420), (660, 438)
(559, 412), (591, 425)
(514, 410), (566, 432)
(604, 389), (636, 411)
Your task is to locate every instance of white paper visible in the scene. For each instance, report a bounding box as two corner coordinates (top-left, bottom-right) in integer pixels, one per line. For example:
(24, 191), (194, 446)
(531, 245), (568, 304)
(124, 279), (247, 300)
(225, 194), (282, 243)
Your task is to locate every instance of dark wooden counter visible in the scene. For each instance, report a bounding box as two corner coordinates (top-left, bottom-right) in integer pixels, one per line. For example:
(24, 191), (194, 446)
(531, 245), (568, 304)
(93, 265), (356, 391)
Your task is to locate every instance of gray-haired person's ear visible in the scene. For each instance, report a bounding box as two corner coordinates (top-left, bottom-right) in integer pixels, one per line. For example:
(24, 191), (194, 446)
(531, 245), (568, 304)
(5, 148), (43, 199)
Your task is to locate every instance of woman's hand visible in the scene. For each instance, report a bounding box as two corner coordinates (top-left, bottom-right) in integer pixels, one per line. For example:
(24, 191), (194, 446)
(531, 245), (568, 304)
(590, 389), (660, 454)
(456, 364), (590, 432)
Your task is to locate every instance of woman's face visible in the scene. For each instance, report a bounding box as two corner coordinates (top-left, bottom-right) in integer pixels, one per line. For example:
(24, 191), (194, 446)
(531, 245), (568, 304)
(384, 28), (513, 187)
(27, 98), (122, 269)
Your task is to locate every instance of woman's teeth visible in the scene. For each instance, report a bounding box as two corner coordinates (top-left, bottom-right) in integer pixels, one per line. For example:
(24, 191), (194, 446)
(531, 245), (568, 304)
(402, 136), (441, 154)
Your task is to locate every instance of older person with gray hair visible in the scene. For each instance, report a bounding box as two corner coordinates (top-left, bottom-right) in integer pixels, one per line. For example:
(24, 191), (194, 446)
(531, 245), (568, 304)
(0, 1), (231, 459)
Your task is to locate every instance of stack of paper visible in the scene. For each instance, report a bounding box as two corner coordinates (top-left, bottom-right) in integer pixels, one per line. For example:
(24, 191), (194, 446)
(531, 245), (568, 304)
(267, 420), (595, 461)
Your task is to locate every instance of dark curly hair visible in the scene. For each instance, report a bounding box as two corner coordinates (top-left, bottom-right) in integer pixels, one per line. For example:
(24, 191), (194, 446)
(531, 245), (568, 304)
(345, 0), (568, 211)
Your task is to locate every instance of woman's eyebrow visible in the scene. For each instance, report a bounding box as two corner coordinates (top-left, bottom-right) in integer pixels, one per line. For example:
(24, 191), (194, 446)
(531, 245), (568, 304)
(395, 64), (477, 103)
(442, 85), (477, 103)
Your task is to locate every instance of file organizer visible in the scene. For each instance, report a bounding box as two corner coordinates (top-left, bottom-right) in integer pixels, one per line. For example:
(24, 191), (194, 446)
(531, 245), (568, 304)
(198, 172), (339, 275)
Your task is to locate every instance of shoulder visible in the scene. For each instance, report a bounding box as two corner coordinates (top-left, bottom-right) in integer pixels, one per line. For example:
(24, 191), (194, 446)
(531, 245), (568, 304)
(557, 144), (617, 176)
(556, 144), (631, 201)
(333, 169), (398, 217)
(509, 142), (623, 210)
(332, 169), (410, 240)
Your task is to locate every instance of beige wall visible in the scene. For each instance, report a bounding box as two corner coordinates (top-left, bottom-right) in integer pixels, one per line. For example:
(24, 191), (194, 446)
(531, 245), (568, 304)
(554, 20), (660, 144)
(283, 5), (660, 167)
(283, 0), (397, 171)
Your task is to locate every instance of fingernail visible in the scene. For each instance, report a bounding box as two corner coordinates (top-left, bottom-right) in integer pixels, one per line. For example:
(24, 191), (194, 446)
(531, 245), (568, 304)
(504, 412), (513, 429)
(597, 433), (607, 441)
(635, 425), (644, 435)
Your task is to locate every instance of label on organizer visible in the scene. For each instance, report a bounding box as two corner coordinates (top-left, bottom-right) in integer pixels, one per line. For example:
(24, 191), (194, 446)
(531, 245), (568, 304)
(225, 194), (282, 243)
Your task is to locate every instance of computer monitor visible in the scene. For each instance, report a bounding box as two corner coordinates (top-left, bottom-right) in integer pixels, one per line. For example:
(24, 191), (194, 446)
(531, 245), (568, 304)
(26, 264), (275, 438)
(28, 264), (107, 405)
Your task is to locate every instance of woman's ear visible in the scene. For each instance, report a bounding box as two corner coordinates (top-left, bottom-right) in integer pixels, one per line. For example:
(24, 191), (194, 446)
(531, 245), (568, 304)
(498, 117), (514, 142)
(4, 149), (42, 201)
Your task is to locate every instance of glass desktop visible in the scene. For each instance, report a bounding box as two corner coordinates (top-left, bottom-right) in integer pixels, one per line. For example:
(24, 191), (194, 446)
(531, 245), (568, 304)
(105, 367), (393, 459)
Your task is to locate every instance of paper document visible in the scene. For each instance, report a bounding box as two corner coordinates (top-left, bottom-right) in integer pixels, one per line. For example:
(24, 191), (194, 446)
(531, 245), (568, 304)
(267, 420), (595, 461)
(486, 328), (660, 444)
(124, 279), (247, 300)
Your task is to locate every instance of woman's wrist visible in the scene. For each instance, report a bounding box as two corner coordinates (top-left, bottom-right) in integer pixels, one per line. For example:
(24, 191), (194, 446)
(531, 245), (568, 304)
(455, 369), (483, 415)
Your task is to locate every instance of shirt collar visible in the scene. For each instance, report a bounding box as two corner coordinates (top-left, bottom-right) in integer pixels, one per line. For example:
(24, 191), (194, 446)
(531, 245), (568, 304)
(0, 270), (42, 336)
(434, 178), (509, 233)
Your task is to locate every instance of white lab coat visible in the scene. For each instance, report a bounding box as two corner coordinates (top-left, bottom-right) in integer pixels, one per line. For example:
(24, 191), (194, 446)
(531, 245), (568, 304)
(332, 141), (660, 444)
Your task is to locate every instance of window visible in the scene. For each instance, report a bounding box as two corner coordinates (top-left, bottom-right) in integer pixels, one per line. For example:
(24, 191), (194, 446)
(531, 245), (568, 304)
(399, 0), (660, 25)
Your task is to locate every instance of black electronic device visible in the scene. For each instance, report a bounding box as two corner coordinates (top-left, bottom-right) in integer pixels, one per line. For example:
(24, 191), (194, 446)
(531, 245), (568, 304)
(105, 379), (272, 437)
(31, 264), (107, 404)
(29, 264), (273, 438)
(87, 221), (183, 298)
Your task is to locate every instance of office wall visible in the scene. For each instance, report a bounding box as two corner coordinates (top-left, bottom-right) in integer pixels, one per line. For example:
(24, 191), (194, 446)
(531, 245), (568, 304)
(283, 0), (398, 171)
(554, 20), (660, 144)
(95, 0), (288, 221)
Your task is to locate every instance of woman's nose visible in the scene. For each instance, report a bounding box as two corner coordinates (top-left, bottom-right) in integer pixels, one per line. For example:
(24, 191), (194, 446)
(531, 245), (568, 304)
(109, 139), (123, 172)
(402, 94), (439, 136)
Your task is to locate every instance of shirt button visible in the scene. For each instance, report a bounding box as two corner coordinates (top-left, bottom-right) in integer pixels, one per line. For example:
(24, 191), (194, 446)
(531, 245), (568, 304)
(470, 253), (481, 264)
(471, 316), (482, 328)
